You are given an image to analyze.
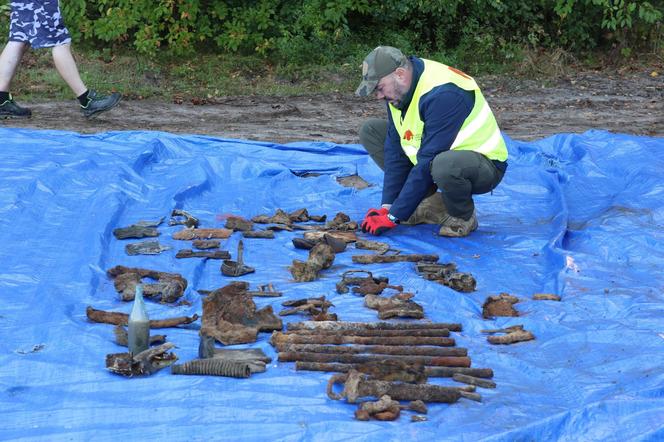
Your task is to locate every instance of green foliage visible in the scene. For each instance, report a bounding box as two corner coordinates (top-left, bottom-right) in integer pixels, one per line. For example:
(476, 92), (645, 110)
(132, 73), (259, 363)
(0, 0), (661, 61)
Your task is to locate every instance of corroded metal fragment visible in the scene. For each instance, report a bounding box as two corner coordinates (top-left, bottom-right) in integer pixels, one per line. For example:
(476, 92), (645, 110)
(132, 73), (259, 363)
(201, 283), (282, 345)
(86, 306), (198, 328)
(352, 254), (438, 264)
(169, 209), (199, 228)
(176, 249), (230, 259)
(113, 225), (160, 240)
(106, 343), (177, 376)
(107, 265), (187, 303)
(125, 240), (172, 255)
(327, 370), (461, 404)
(482, 293), (520, 318)
(364, 293), (424, 320)
(173, 228), (233, 240)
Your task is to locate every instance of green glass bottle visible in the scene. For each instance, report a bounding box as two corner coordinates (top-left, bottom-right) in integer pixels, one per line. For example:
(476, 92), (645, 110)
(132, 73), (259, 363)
(128, 284), (150, 355)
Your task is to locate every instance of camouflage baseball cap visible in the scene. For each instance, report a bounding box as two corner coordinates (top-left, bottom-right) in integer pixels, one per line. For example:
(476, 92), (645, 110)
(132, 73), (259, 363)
(355, 46), (407, 97)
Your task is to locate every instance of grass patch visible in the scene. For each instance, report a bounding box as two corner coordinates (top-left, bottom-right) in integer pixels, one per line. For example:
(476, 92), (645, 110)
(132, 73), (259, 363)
(6, 45), (662, 102)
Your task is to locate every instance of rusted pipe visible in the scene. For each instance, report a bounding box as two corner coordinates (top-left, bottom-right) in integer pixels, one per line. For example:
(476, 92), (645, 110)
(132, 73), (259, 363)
(295, 362), (492, 378)
(327, 370), (460, 403)
(278, 344), (467, 357)
(278, 352), (471, 367)
(287, 320), (461, 332)
(352, 254), (439, 264)
(271, 332), (454, 347)
(86, 306), (199, 328)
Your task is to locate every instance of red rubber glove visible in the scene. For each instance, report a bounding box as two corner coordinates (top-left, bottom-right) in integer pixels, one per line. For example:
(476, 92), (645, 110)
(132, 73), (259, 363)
(361, 207), (396, 236)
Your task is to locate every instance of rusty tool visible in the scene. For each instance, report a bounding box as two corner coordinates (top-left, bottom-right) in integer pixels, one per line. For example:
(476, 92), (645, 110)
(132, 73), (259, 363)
(221, 240), (255, 277)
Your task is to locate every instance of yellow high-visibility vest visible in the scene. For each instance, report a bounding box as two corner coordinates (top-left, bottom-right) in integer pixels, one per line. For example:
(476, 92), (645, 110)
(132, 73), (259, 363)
(389, 59), (507, 165)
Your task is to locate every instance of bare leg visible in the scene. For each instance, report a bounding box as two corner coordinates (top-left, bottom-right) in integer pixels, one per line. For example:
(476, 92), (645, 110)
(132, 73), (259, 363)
(0, 41), (29, 91)
(52, 43), (87, 97)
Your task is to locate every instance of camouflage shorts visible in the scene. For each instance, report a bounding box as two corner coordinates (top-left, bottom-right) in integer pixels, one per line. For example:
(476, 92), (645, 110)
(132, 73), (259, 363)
(9, 1), (71, 48)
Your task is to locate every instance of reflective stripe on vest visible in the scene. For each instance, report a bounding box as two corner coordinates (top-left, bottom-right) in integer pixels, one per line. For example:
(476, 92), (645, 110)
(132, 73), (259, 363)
(389, 59), (507, 165)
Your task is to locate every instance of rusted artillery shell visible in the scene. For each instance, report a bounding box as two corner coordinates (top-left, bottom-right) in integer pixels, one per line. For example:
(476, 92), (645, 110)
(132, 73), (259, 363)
(452, 373), (497, 388)
(271, 332), (454, 347)
(295, 362), (492, 378)
(287, 320), (461, 332)
(171, 358), (251, 378)
(278, 352), (471, 367)
(279, 344), (466, 357)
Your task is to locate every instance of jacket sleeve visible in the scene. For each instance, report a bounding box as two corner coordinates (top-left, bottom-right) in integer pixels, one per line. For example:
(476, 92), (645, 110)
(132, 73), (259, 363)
(388, 85), (474, 221)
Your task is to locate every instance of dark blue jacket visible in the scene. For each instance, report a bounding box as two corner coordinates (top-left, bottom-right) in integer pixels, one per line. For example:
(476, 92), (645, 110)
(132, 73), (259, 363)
(382, 56), (479, 220)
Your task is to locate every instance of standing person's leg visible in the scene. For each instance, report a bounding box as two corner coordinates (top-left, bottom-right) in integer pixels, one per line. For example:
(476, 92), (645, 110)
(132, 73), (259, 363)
(0, 41), (28, 91)
(52, 43), (86, 96)
(431, 150), (504, 236)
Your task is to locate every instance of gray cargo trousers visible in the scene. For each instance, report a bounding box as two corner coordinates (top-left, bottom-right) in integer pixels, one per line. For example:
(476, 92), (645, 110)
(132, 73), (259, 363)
(359, 118), (505, 220)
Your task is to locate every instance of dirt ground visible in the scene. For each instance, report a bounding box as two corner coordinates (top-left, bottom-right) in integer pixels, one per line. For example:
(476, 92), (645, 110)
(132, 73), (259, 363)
(2, 70), (662, 143)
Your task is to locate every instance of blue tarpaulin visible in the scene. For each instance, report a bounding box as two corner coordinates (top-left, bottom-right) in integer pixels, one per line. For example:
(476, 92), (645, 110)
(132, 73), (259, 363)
(1, 127), (663, 441)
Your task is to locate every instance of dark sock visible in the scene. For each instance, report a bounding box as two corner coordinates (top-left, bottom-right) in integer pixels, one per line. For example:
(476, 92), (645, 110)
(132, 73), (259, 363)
(77, 90), (90, 106)
(0, 91), (10, 103)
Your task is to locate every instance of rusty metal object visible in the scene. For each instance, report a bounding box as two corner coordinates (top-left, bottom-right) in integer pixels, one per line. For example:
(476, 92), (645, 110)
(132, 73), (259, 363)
(286, 328), (452, 338)
(459, 391), (482, 402)
(364, 293), (424, 320)
(323, 212), (358, 231)
(245, 283), (282, 297)
(352, 280), (403, 296)
(415, 262), (477, 293)
(279, 344), (466, 357)
(278, 351), (471, 367)
(533, 293), (561, 301)
(272, 332), (454, 347)
(288, 208), (326, 223)
(169, 209), (199, 228)
(303, 230), (357, 243)
(352, 254), (438, 264)
(354, 239), (391, 254)
(336, 270), (390, 294)
(287, 320), (461, 333)
(482, 324), (535, 344)
(171, 358), (251, 378)
(87, 306), (199, 328)
(113, 224), (160, 240)
(355, 395), (401, 421)
(327, 370), (460, 404)
(173, 227), (233, 240)
(280, 296), (336, 320)
(176, 249), (230, 259)
(192, 239), (220, 249)
(289, 243), (335, 282)
(198, 336), (270, 373)
(292, 233), (346, 253)
(107, 265), (187, 303)
(482, 293), (520, 318)
(252, 208), (292, 225)
(242, 230), (275, 239)
(201, 282), (282, 345)
(106, 342), (177, 376)
(221, 240), (255, 277)
(452, 373), (497, 389)
(125, 240), (172, 255)
(114, 325), (166, 347)
(295, 362), (492, 378)
(224, 215), (254, 232)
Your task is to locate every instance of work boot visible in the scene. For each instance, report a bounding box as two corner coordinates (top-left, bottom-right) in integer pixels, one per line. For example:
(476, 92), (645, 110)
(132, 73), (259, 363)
(438, 211), (478, 237)
(80, 90), (122, 118)
(402, 192), (448, 225)
(0, 95), (32, 119)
